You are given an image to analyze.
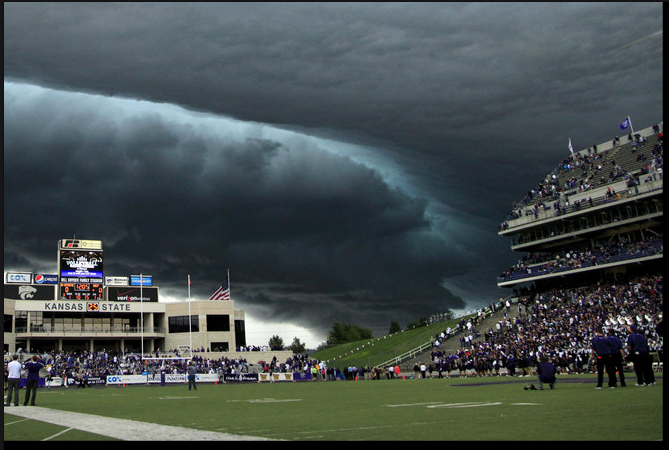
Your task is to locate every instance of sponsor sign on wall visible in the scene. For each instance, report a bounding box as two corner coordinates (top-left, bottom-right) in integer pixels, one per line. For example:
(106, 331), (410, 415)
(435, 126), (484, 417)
(105, 276), (129, 286)
(106, 286), (159, 302)
(104, 373), (312, 385)
(4, 284), (56, 300)
(130, 275), (153, 286)
(59, 239), (103, 249)
(34, 274), (59, 284)
(6, 272), (32, 283)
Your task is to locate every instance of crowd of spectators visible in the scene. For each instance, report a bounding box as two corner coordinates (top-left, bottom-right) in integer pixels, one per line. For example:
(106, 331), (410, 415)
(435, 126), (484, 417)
(426, 273), (662, 378)
(498, 236), (663, 282)
(4, 273), (663, 384)
(500, 126), (662, 230)
(4, 345), (321, 383)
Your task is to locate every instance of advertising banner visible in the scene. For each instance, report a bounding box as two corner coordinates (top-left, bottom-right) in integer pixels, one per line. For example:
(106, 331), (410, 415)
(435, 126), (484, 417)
(33, 274), (59, 284)
(60, 239), (103, 250)
(223, 372), (260, 382)
(105, 373), (221, 385)
(4, 284), (56, 300)
(257, 372), (301, 382)
(106, 286), (159, 302)
(105, 276), (129, 286)
(6, 272), (32, 283)
(130, 275), (153, 286)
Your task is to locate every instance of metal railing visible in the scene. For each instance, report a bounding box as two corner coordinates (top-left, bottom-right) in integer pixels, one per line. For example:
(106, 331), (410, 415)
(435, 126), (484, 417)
(376, 340), (435, 369)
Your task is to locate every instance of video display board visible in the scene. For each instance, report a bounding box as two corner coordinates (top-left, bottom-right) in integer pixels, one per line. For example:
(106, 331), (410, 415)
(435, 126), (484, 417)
(59, 250), (104, 299)
(59, 250), (104, 278)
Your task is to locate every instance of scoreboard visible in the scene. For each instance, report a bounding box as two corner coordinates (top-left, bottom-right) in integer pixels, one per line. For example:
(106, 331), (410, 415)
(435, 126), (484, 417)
(60, 282), (104, 300)
(58, 239), (104, 300)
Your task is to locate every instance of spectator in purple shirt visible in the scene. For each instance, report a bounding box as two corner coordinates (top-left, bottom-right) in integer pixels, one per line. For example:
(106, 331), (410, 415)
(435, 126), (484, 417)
(23, 355), (44, 406)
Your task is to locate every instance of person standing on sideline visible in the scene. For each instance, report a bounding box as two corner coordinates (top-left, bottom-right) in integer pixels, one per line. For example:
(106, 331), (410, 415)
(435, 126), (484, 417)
(5, 354), (22, 407)
(187, 360), (197, 391)
(591, 327), (616, 389)
(60, 369), (68, 389)
(23, 355), (44, 406)
(607, 328), (626, 387)
(626, 325), (655, 386)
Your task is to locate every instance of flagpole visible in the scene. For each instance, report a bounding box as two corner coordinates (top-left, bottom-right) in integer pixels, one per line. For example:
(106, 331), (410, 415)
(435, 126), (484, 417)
(628, 116), (635, 136)
(188, 275), (193, 359)
(227, 269), (231, 300)
(140, 273), (143, 359)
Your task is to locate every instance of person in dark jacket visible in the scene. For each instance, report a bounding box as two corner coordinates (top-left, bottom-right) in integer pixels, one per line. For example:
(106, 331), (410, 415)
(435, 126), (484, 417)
(591, 327), (616, 388)
(626, 324), (655, 386)
(536, 355), (556, 390)
(23, 355), (44, 406)
(606, 328), (627, 387)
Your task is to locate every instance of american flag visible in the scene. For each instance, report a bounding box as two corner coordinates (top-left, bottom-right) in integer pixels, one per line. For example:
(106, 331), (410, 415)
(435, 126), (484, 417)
(209, 277), (230, 300)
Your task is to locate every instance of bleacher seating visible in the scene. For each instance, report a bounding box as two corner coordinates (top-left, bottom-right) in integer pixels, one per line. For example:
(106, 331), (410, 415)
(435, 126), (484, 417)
(511, 127), (662, 215)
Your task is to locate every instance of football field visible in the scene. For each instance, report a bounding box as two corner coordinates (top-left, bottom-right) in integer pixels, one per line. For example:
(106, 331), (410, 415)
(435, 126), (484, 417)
(4, 374), (663, 441)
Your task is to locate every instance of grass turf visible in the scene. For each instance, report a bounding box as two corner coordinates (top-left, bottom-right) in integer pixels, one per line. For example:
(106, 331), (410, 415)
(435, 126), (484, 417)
(4, 374), (663, 441)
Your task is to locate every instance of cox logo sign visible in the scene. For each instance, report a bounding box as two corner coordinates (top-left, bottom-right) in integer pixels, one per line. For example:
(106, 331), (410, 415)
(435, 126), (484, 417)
(107, 376), (123, 384)
(6, 273), (32, 284)
(34, 274), (59, 284)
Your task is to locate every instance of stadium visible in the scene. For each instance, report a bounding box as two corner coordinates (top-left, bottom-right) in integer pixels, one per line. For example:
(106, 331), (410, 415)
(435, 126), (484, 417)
(4, 121), (664, 440)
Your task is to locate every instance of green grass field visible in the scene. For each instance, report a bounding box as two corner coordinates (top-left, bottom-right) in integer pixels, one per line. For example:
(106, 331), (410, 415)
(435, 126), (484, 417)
(4, 374), (663, 441)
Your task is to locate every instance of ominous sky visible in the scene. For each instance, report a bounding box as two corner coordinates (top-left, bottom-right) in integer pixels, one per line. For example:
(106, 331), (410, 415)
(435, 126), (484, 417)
(4, 3), (663, 347)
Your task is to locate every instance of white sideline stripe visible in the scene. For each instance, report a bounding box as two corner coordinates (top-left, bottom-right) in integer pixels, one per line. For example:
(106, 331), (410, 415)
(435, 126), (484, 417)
(4, 406), (272, 441)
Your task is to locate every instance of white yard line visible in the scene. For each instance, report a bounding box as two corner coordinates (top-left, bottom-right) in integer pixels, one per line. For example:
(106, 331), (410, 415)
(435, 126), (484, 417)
(42, 427), (73, 441)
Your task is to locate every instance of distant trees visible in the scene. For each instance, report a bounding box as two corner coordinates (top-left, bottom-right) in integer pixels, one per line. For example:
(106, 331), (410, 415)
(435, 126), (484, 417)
(268, 334), (284, 350)
(388, 321), (401, 335)
(267, 335), (306, 353)
(288, 337), (306, 354)
(405, 317), (429, 330)
(326, 322), (372, 346)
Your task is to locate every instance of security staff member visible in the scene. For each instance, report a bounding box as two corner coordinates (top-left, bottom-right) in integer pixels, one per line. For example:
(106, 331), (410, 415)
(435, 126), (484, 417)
(591, 327), (616, 388)
(626, 324), (655, 386)
(606, 328), (626, 387)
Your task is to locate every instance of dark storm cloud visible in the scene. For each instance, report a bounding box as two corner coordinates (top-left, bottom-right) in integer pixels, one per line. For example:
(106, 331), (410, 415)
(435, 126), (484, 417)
(4, 3), (663, 342)
(4, 82), (468, 336)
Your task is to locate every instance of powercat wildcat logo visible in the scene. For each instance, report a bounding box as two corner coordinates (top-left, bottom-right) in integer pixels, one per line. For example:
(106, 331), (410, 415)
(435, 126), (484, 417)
(19, 285), (37, 299)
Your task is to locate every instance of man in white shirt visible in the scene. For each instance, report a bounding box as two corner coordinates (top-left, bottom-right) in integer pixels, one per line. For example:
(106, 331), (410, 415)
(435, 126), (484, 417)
(5, 354), (22, 406)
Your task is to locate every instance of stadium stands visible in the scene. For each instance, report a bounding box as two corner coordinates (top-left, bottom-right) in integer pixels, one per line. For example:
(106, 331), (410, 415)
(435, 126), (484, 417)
(403, 120), (663, 379)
